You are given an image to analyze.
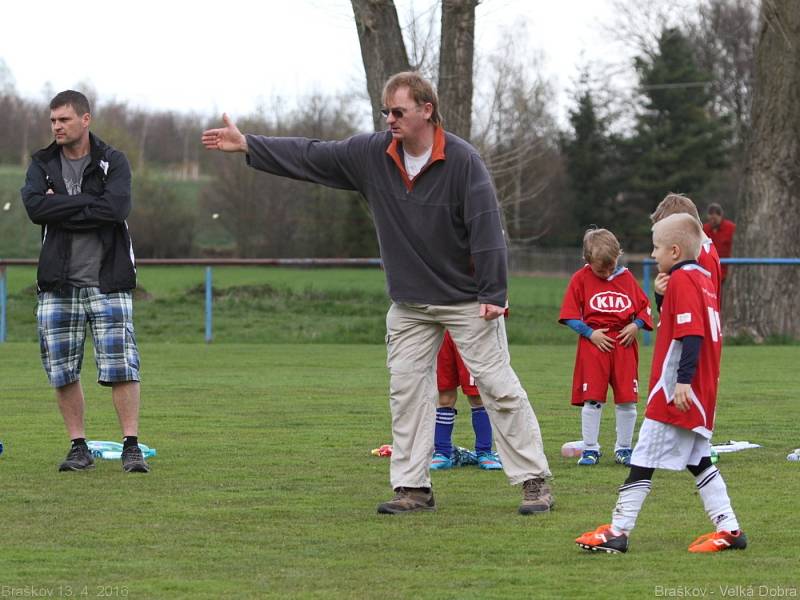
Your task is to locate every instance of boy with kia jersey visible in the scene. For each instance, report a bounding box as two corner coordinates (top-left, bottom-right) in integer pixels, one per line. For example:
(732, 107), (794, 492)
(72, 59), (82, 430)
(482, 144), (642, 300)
(559, 229), (653, 466)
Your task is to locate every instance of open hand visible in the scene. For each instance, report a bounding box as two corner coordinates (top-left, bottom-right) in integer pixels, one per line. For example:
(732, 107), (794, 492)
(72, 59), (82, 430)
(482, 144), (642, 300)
(589, 328), (614, 352)
(673, 383), (692, 412)
(201, 113), (248, 153)
(617, 322), (639, 347)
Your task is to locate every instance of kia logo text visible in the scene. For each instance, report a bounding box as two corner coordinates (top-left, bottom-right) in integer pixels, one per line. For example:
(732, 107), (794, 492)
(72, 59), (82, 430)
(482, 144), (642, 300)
(589, 292), (632, 312)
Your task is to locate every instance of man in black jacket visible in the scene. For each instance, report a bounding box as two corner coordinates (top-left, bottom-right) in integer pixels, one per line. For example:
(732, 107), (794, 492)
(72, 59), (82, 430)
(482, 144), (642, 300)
(21, 90), (148, 473)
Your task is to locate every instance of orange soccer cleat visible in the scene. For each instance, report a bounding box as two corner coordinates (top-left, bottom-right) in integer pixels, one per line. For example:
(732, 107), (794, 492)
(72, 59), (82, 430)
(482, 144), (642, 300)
(688, 530), (747, 553)
(575, 524), (628, 554)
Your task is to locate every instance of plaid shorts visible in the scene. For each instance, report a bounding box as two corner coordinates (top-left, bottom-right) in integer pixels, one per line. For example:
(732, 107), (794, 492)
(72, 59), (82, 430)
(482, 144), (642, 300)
(37, 288), (141, 388)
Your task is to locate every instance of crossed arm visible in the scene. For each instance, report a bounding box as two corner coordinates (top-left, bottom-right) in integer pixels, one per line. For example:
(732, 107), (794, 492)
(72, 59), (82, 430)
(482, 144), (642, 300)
(22, 154), (132, 229)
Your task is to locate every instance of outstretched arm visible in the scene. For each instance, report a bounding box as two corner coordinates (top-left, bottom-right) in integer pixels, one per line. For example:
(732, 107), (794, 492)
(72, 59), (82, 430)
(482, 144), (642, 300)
(201, 113), (249, 153)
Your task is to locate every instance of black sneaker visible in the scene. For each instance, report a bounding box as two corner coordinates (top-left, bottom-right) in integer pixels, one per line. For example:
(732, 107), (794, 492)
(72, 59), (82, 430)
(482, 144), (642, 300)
(121, 445), (150, 473)
(58, 444), (95, 472)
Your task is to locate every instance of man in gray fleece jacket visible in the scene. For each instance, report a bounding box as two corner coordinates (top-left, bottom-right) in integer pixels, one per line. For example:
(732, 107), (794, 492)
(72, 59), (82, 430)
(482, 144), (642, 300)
(202, 72), (552, 515)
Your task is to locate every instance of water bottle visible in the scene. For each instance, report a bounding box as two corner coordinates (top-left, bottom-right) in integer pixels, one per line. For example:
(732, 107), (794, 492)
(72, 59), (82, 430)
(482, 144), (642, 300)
(0, 441), (4, 456)
(561, 440), (584, 458)
(87, 440), (156, 460)
(787, 449), (800, 462)
(710, 448), (719, 464)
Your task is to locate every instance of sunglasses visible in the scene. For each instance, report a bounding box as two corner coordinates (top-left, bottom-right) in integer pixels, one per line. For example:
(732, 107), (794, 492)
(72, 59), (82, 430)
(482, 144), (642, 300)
(380, 105), (421, 119)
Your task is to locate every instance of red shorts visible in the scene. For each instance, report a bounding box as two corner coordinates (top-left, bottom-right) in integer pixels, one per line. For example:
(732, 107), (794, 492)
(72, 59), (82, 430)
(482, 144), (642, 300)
(437, 331), (479, 396)
(571, 334), (639, 405)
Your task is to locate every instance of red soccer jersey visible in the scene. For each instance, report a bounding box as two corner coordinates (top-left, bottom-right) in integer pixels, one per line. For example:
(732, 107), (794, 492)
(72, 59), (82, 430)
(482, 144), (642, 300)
(703, 219), (736, 280)
(699, 238), (722, 295)
(559, 265), (653, 332)
(645, 263), (722, 438)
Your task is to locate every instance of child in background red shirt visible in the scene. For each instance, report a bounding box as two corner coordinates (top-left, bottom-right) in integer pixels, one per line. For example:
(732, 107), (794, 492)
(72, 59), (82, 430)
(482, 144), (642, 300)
(559, 229), (653, 467)
(575, 214), (747, 555)
(650, 193), (722, 297)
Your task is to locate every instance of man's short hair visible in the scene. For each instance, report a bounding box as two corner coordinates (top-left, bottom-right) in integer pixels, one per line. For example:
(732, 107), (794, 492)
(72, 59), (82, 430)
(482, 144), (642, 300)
(582, 228), (621, 266)
(382, 71), (442, 126)
(650, 193), (702, 226)
(50, 90), (91, 116)
(652, 213), (703, 260)
(707, 202), (724, 216)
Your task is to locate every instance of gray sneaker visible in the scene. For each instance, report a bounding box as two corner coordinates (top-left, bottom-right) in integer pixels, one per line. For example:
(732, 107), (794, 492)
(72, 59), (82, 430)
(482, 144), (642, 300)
(518, 477), (554, 515)
(377, 487), (435, 514)
(58, 444), (95, 472)
(121, 445), (150, 473)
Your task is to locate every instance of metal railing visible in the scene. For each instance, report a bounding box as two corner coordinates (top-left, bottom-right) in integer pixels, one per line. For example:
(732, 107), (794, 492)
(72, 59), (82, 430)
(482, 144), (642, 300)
(0, 258), (382, 343)
(2, 257), (798, 344)
(639, 258), (800, 345)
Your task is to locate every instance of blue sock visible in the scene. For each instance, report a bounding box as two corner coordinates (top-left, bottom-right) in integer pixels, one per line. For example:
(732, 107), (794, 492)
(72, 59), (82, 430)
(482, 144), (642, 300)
(434, 407), (456, 456)
(471, 406), (493, 453)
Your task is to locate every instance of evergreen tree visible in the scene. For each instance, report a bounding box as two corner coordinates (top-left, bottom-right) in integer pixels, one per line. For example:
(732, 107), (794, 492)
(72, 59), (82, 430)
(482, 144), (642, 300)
(625, 27), (731, 246)
(563, 89), (620, 240)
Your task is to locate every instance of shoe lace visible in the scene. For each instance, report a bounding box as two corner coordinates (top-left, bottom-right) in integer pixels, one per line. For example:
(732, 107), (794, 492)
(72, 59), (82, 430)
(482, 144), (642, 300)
(523, 478), (542, 500)
(123, 446), (143, 461)
(67, 445), (87, 460)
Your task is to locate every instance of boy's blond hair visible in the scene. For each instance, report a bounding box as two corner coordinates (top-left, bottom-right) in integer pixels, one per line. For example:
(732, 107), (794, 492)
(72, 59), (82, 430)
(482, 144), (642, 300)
(652, 213), (703, 260)
(583, 228), (622, 266)
(650, 193), (703, 226)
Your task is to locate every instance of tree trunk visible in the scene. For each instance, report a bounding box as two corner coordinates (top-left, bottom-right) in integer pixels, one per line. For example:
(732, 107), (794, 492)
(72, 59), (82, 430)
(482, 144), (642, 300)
(351, 0), (411, 132)
(726, 0), (800, 341)
(438, 0), (477, 141)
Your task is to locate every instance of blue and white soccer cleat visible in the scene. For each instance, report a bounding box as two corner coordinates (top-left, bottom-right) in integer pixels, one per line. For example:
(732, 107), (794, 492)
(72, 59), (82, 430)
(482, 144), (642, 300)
(577, 450), (601, 466)
(454, 446), (478, 466)
(477, 450), (503, 470)
(431, 452), (455, 470)
(614, 448), (633, 466)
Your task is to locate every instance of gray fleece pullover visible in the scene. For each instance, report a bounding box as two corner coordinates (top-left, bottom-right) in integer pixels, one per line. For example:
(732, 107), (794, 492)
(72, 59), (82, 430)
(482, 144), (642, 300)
(245, 128), (507, 307)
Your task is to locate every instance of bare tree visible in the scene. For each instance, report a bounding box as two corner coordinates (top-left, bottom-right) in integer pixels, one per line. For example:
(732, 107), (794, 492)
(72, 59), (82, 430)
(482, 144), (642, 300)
(473, 26), (563, 245)
(438, 0), (478, 141)
(351, 0), (478, 139)
(686, 0), (758, 144)
(727, 0), (800, 341)
(351, 0), (411, 131)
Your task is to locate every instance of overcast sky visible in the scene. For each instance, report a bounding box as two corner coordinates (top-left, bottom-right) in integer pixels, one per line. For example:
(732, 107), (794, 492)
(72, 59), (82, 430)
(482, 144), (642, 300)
(1, 0), (639, 126)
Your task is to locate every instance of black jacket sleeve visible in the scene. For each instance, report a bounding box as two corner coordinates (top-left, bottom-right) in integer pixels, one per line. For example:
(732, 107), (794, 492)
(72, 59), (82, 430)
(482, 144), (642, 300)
(21, 163), (92, 225)
(62, 150), (132, 228)
(21, 150), (132, 228)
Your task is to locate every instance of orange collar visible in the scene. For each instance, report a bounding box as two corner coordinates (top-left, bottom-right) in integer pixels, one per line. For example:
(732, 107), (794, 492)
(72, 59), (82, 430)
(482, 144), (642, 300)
(386, 126), (446, 191)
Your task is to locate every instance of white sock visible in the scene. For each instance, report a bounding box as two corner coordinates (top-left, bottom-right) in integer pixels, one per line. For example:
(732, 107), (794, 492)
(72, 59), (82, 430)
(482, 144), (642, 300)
(611, 479), (652, 535)
(695, 466), (740, 532)
(581, 401), (603, 451)
(615, 403), (637, 450)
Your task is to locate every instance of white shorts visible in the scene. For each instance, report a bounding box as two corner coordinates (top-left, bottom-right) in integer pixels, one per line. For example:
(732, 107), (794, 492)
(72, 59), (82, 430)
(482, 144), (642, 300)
(630, 418), (711, 471)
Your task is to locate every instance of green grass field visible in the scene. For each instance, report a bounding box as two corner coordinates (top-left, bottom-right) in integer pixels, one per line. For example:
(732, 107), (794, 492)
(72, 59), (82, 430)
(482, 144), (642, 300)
(1, 341), (798, 599)
(1, 266), (574, 345)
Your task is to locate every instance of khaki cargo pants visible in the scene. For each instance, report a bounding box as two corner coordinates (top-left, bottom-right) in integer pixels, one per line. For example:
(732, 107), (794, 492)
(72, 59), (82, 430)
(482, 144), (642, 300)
(385, 301), (551, 489)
